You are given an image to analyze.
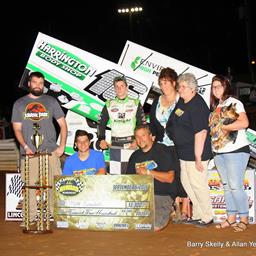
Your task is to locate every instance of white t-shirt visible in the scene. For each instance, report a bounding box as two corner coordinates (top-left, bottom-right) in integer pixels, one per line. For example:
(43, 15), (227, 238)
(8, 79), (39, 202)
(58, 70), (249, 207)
(213, 97), (249, 153)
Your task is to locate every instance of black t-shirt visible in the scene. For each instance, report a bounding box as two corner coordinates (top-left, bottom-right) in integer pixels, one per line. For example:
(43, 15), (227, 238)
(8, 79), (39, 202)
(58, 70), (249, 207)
(127, 143), (177, 198)
(166, 94), (212, 161)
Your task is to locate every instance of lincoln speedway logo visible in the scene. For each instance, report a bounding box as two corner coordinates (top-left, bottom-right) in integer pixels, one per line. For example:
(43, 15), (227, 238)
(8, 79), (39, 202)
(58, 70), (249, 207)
(55, 177), (84, 196)
(24, 102), (49, 121)
(7, 174), (24, 198)
(36, 41), (96, 80)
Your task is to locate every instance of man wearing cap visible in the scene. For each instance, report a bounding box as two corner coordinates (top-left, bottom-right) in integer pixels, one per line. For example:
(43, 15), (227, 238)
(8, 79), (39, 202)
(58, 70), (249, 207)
(63, 130), (106, 175)
(97, 76), (146, 174)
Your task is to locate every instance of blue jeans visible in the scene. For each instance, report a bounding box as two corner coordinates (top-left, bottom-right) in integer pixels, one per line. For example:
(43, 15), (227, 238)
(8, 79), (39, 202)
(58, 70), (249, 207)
(214, 152), (250, 217)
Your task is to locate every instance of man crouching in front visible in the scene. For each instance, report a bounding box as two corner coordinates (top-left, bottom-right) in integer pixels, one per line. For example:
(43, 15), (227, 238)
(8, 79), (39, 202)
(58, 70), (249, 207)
(127, 124), (177, 231)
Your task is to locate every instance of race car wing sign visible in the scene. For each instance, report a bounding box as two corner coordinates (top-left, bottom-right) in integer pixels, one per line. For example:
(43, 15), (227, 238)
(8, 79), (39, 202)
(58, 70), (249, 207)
(118, 40), (215, 106)
(18, 33), (152, 122)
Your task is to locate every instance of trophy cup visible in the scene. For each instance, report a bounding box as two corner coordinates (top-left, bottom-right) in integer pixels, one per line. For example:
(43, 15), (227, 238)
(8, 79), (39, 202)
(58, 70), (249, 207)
(23, 123), (52, 234)
(31, 123), (44, 154)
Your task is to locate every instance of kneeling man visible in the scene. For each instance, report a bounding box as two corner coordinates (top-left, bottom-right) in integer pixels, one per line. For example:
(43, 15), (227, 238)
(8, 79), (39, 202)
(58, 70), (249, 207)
(127, 124), (177, 231)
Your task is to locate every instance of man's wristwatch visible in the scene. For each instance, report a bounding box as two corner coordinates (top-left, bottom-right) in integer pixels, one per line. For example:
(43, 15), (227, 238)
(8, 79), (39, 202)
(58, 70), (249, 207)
(23, 144), (28, 150)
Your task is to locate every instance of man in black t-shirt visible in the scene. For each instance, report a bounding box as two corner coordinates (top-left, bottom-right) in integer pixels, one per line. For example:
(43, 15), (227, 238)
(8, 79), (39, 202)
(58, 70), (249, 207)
(127, 124), (177, 231)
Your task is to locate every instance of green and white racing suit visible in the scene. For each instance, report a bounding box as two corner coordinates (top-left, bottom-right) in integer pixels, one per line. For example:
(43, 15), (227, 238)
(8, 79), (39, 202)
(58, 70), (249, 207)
(97, 96), (146, 148)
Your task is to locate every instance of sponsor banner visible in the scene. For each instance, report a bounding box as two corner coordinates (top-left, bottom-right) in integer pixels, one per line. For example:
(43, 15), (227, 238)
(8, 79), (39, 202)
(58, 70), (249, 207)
(118, 40), (215, 106)
(54, 175), (154, 231)
(208, 168), (256, 224)
(19, 33), (152, 122)
(5, 173), (23, 221)
(246, 128), (256, 158)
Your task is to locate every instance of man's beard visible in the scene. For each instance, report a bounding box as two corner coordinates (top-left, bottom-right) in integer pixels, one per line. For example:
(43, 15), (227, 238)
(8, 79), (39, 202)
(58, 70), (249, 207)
(30, 87), (43, 96)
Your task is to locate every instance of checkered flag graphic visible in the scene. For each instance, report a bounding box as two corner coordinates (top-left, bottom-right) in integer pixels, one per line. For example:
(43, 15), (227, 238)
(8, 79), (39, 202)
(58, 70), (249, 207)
(55, 178), (84, 193)
(7, 174), (24, 197)
(74, 178), (84, 192)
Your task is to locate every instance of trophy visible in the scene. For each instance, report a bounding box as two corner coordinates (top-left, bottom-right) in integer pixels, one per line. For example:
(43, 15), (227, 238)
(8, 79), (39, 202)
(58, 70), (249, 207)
(31, 123), (44, 154)
(23, 122), (52, 234)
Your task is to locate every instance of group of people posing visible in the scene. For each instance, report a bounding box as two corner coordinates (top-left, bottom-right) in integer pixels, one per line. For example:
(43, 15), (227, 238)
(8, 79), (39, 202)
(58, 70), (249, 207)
(11, 69), (250, 232)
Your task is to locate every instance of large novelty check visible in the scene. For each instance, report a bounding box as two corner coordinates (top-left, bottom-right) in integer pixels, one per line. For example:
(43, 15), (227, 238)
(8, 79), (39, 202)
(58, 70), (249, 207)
(54, 175), (154, 231)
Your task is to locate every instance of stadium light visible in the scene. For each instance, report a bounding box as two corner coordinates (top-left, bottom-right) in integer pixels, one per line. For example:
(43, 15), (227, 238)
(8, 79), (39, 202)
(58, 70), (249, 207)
(117, 6), (143, 40)
(117, 7), (143, 14)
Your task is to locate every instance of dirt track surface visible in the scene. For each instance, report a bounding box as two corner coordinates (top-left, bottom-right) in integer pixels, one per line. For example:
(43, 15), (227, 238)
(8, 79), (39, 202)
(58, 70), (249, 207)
(1, 172), (255, 256)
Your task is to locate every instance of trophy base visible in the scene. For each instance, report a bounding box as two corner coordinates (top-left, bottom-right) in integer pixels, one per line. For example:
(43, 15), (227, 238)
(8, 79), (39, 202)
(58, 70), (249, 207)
(22, 222), (53, 234)
(23, 228), (53, 234)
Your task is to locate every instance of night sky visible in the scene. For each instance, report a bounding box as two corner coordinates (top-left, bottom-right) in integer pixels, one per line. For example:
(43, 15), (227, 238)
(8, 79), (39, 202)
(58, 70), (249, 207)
(2, 0), (255, 120)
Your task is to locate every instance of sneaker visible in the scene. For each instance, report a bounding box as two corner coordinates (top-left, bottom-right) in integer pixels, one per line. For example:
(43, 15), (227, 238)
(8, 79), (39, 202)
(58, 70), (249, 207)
(195, 219), (214, 228)
(183, 218), (201, 224)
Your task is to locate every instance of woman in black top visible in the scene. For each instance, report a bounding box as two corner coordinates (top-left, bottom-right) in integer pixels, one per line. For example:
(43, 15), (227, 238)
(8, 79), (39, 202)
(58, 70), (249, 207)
(166, 73), (213, 227)
(149, 67), (189, 222)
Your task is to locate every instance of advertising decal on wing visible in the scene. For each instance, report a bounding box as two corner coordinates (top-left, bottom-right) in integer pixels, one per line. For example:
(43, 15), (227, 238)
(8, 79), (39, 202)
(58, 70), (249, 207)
(19, 33), (153, 122)
(118, 40), (215, 106)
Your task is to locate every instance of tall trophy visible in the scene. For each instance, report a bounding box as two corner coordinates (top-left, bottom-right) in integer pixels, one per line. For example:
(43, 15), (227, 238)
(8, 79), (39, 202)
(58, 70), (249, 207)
(23, 123), (52, 234)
